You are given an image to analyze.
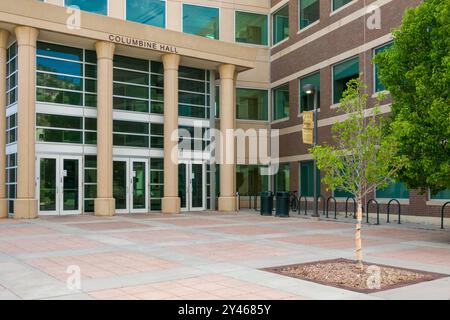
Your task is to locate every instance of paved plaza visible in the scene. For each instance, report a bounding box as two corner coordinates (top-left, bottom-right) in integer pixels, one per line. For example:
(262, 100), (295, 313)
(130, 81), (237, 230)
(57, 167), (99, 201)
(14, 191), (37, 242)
(0, 212), (449, 300)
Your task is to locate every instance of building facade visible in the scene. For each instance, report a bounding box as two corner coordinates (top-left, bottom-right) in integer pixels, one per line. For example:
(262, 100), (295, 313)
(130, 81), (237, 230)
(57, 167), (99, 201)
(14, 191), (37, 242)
(0, 0), (447, 219)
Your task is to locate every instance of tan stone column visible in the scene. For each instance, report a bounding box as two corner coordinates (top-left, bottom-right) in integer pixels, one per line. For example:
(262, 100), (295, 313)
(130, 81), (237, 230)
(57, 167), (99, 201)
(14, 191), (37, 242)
(94, 41), (115, 216)
(218, 64), (237, 212)
(14, 27), (39, 219)
(161, 53), (181, 214)
(0, 30), (9, 218)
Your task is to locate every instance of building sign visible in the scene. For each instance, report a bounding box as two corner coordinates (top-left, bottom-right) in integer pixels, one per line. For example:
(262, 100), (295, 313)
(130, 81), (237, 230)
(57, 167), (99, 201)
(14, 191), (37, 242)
(108, 34), (178, 54)
(302, 111), (314, 145)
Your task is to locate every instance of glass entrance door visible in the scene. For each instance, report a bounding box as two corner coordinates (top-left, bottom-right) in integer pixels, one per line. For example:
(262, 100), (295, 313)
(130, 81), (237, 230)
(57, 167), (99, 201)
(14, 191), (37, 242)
(113, 158), (148, 214)
(37, 155), (82, 215)
(179, 161), (206, 211)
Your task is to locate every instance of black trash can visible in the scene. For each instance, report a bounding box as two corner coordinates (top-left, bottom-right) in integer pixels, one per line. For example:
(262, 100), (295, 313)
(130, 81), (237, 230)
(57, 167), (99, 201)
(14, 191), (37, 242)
(260, 192), (273, 216)
(276, 192), (290, 217)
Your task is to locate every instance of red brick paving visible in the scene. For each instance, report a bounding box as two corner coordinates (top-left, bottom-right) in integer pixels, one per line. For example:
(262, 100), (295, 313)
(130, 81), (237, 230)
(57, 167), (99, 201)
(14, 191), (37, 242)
(156, 218), (234, 227)
(0, 226), (57, 238)
(364, 228), (450, 242)
(370, 247), (450, 266)
(175, 241), (295, 262)
(207, 225), (285, 235)
(273, 234), (389, 249)
(113, 229), (209, 243)
(69, 221), (149, 231)
(26, 251), (178, 280)
(0, 235), (105, 254)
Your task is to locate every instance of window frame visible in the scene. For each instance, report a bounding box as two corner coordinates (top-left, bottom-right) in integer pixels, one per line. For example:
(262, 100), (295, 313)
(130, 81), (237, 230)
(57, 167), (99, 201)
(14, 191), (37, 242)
(236, 87), (270, 122)
(234, 10), (269, 47)
(331, 0), (356, 13)
(299, 71), (321, 115)
(272, 83), (290, 122)
(373, 41), (394, 94)
(331, 55), (359, 105)
(124, 0), (167, 29)
(181, 3), (221, 40)
(271, 3), (290, 46)
(298, 0), (320, 31)
(64, 0), (109, 16)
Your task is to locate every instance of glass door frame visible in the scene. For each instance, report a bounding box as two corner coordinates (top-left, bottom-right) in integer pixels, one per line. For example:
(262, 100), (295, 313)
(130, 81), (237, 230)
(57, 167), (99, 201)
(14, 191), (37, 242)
(36, 154), (82, 216)
(179, 160), (207, 212)
(113, 157), (149, 214)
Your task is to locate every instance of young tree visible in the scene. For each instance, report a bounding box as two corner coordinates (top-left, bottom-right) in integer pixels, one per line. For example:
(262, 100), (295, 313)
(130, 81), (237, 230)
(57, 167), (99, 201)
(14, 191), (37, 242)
(374, 0), (450, 194)
(311, 78), (405, 267)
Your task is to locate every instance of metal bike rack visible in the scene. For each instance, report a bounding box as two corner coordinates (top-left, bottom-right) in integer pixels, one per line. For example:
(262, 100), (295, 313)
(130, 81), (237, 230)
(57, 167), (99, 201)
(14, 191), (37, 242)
(299, 196), (308, 215)
(441, 202), (450, 230)
(387, 199), (401, 224)
(345, 197), (357, 218)
(326, 196), (337, 219)
(366, 199), (380, 225)
(318, 195), (325, 215)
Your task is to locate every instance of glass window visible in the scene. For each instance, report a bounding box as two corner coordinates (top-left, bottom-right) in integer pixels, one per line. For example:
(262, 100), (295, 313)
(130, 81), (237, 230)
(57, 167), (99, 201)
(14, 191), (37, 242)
(235, 11), (268, 46)
(178, 126), (210, 151)
(36, 113), (83, 144)
(178, 66), (210, 119)
(150, 158), (164, 210)
(113, 120), (150, 148)
(6, 114), (17, 144)
(299, 72), (320, 113)
(333, 57), (359, 104)
(272, 5), (289, 45)
(183, 4), (219, 40)
(7, 43), (18, 106)
(300, 160), (320, 197)
(273, 84), (290, 120)
(6, 153), (17, 215)
(236, 88), (268, 121)
(151, 123), (164, 149)
(376, 182), (409, 199)
(275, 163), (290, 193)
(65, 0), (108, 16)
(36, 42), (97, 107)
(236, 165), (269, 196)
(334, 189), (353, 198)
(431, 189), (450, 200)
(374, 42), (393, 92)
(84, 156), (97, 212)
(126, 0), (165, 28)
(299, 0), (319, 29)
(333, 0), (353, 11)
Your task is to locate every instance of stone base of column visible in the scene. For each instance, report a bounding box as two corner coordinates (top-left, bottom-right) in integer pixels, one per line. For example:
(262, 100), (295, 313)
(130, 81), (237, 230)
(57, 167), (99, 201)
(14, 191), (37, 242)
(218, 196), (237, 213)
(13, 199), (38, 219)
(0, 199), (8, 218)
(162, 197), (181, 214)
(94, 198), (116, 216)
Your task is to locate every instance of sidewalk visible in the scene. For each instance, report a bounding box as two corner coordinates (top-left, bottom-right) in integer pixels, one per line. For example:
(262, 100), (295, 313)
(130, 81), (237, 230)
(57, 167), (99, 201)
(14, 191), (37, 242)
(0, 211), (449, 300)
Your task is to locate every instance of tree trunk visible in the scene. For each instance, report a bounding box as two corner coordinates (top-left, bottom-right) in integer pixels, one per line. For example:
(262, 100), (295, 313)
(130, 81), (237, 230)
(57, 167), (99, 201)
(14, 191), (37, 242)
(355, 201), (364, 268)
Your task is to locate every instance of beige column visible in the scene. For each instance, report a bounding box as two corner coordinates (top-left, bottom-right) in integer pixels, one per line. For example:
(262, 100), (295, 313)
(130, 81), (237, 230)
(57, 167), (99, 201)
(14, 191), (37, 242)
(94, 41), (115, 216)
(13, 26), (39, 219)
(0, 30), (9, 218)
(218, 64), (237, 212)
(161, 53), (181, 214)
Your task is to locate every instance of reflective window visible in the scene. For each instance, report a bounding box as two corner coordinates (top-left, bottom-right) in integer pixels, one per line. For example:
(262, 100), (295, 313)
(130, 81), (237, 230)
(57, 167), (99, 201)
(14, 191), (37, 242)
(374, 42), (393, 92)
(126, 0), (165, 28)
(113, 120), (149, 148)
(6, 114), (17, 144)
(299, 0), (319, 29)
(236, 88), (268, 121)
(275, 163), (290, 193)
(183, 4), (219, 40)
(150, 158), (164, 210)
(300, 72), (320, 113)
(376, 182), (410, 199)
(178, 126), (210, 151)
(65, 0), (108, 16)
(272, 4), (289, 45)
(236, 165), (269, 196)
(113, 55), (164, 114)
(84, 156), (97, 212)
(235, 11), (268, 46)
(6, 154), (17, 215)
(333, 0), (353, 11)
(300, 161), (320, 197)
(36, 113), (83, 144)
(179, 66), (211, 119)
(7, 43), (17, 106)
(431, 189), (450, 200)
(36, 42), (97, 108)
(273, 84), (290, 120)
(333, 57), (359, 104)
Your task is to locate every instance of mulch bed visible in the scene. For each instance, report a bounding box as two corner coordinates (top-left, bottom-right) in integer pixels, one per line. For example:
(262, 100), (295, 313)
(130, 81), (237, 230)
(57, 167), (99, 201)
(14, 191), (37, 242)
(263, 258), (448, 293)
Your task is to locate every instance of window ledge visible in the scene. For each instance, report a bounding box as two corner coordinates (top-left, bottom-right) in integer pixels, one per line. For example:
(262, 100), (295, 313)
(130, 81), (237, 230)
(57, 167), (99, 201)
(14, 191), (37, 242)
(235, 41), (269, 49)
(271, 37), (289, 49)
(371, 90), (390, 98)
(427, 200), (450, 206)
(330, 0), (358, 17)
(297, 20), (320, 35)
(330, 103), (340, 109)
(271, 117), (290, 125)
(298, 108), (321, 118)
(375, 199), (410, 205)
